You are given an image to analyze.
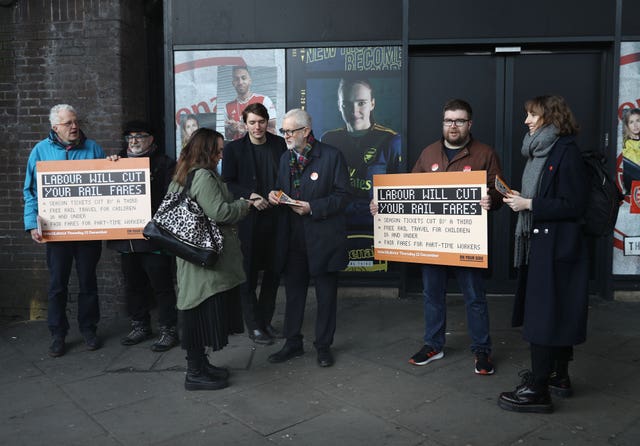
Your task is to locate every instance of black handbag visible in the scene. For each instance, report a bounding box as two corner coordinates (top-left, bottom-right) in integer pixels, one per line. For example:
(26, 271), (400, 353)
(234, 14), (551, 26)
(143, 169), (223, 267)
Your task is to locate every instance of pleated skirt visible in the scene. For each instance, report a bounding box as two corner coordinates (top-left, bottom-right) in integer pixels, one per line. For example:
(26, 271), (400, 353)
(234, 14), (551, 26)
(179, 286), (244, 351)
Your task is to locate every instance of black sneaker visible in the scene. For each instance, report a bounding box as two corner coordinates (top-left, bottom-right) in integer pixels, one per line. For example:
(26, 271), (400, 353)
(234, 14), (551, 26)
(249, 328), (273, 345)
(409, 345), (443, 366)
(474, 352), (495, 375)
(121, 321), (152, 346)
(151, 326), (179, 352)
(48, 336), (66, 357)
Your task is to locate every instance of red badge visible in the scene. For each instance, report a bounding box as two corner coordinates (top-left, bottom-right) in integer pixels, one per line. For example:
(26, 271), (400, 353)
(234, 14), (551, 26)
(549, 165), (553, 171)
(310, 172), (319, 181)
(431, 163), (439, 171)
(631, 181), (640, 214)
(463, 165), (472, 172)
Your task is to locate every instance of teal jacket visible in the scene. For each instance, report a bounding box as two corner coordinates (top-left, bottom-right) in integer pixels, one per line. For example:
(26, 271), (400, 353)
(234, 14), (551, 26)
(23, 130), (105, 231)
(168, 168), (249, 310)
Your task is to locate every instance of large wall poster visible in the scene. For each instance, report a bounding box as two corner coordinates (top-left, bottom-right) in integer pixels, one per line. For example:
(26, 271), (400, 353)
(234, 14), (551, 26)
(287, 46), (403, 273)
(173, 49), (286, 156)
(614, 42), (640, 274)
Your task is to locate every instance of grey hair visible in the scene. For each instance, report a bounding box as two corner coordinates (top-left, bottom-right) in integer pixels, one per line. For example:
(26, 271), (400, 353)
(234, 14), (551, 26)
(49, 104), (77, 127)
(283, 108), (312, 129)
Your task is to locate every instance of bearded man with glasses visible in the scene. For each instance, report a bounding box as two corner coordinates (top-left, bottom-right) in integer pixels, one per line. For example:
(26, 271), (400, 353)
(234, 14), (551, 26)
(371, 99), (504, 375)
(107, 121), (179, 352)
(23, 104), (106, 357)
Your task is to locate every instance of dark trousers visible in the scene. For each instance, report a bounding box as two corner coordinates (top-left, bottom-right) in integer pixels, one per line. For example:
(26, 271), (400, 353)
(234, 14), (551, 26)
(531, 343), (574, 386)
(120, 252), (177, 327)
(282, 243), (338, 350)
(240, 269), (279, 331)
(46, 241), (102, 337)
(240, 236), (280, 331)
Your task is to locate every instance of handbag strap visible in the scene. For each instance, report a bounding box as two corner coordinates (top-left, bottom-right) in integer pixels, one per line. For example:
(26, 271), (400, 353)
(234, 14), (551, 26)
(156, 169), (201, 216)
(179, 169), (198, 199)
(178, 169), (218, 236)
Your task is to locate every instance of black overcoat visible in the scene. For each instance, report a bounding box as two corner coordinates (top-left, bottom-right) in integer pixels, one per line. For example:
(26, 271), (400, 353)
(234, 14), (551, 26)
(107, 147), (175, 253)
(222, 132), (287, 265)
(512, 135), (590, 346)
(273, 140), (350, 275)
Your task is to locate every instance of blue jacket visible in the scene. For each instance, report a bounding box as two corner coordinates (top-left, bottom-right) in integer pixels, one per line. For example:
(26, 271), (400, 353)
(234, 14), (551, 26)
(23, 130), (106, 231)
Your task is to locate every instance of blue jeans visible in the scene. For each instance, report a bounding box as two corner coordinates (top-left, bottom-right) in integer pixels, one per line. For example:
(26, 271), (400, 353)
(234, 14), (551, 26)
(421, 264), (491, 354)
(46, 241), (102, 337)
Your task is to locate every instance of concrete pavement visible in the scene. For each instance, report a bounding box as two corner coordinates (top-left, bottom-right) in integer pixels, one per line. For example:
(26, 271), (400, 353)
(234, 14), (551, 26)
(1, 293), (639, 445)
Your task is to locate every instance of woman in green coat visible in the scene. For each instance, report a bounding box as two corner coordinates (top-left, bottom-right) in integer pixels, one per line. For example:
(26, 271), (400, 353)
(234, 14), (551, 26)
(168, 128), (251, 391)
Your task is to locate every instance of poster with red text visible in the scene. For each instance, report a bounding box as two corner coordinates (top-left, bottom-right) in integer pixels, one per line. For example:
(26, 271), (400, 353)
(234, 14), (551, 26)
(173, 49), (285, 156)
(613, 42), (640, 272)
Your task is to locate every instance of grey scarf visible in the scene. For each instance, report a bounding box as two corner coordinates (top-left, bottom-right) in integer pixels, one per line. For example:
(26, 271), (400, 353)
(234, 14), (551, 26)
(513, 124), (559, 267)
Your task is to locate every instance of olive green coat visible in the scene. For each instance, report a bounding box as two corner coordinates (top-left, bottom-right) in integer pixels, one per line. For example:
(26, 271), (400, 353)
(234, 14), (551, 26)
(168, 168), (249, 310)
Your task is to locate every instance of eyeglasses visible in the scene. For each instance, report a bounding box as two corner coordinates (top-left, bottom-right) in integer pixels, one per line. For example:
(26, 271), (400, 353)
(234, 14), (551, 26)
(279, 126), (306, 137)
(124, 134), (151, 142)
(443, 119), (470, 127)
(56, 120), (81, 128)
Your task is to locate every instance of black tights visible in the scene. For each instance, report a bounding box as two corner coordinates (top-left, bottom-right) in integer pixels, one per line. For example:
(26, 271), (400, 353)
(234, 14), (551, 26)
(531, 343), (573, 386)
(186, 346), (205, 361)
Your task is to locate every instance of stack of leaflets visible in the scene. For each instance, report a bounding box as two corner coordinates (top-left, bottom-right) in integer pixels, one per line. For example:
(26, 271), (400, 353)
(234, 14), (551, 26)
(275, 190), (303, 206)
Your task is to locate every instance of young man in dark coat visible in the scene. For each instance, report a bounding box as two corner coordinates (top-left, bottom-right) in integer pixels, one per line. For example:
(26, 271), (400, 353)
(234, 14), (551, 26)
(267, 108), (350, 368)
(107, 121), (179, 352)
(222, 103), (287, 345)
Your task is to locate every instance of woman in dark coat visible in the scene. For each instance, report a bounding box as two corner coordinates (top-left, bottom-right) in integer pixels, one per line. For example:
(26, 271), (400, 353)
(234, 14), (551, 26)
(498, 95), (589, 414)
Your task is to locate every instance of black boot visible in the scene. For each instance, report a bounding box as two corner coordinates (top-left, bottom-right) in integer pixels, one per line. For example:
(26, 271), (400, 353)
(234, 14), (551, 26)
(185, 356), (228, 391)
(549, 360), (573, 397)
(498, 370), (553, 414)
(203, 354), (230, 380)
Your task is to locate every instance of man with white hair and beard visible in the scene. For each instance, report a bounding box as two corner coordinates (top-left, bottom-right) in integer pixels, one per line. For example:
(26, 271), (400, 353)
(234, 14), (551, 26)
(107, 121), (179, 352)
(267, 109), (350, 368)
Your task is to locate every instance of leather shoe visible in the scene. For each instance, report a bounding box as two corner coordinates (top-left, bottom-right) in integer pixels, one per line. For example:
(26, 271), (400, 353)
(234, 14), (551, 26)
(548, 372), (573, 398)
(317, 348), (334, 367)
(83, 332), (102, 351)
(264, 324), (284, 339)
(48, 336), (66, 357)
(268, 343), (304, 363)
(249, 329), (273, 345)
(498, 371), (553, 414)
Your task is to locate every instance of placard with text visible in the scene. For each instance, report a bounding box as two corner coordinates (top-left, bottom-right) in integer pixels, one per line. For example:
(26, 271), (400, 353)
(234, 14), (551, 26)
(36, 158), (151, 241)
(373, 171), (488, 268)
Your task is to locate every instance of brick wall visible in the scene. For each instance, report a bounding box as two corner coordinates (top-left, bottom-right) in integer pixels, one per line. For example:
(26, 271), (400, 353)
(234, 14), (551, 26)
(0, 0), (155, 323)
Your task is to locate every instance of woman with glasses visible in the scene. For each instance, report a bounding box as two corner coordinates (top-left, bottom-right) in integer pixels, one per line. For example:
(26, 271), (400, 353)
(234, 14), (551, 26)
(498, 95), (589, 414)
(168, 128), (252, 391)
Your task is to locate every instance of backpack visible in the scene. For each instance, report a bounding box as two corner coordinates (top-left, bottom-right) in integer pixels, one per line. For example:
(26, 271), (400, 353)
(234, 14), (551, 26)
(580, 151), (622, 237)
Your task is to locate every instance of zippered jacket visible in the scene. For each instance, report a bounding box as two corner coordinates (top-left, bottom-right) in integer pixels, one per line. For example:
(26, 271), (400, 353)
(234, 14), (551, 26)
(23, 130), (105, 231)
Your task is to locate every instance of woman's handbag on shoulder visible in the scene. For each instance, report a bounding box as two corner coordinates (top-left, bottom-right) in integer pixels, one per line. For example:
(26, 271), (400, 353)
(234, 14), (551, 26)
(143, 169), (223, 267)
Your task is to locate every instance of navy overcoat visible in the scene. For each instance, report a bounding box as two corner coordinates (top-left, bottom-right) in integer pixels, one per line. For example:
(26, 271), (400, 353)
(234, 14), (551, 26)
(512, 135), (590, 346)
(273, 140), (350, 275)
